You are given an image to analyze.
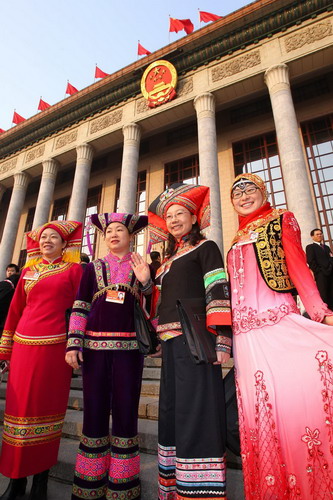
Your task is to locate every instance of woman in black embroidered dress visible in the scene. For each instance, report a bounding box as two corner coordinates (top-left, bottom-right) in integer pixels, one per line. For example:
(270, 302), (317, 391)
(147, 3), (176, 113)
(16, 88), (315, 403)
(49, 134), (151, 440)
(148, 183), (232, 500)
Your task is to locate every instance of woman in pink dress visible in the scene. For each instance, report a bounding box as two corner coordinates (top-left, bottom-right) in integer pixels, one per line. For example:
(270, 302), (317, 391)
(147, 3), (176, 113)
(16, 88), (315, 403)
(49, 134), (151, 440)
(228, 172), (333, 499)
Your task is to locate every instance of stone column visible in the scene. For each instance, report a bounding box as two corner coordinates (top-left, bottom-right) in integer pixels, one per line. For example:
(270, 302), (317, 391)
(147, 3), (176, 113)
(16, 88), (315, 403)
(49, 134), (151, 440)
(32, 158), (59, 229)
(0, 172), (29, 279)
(264, 64), (316, 243)
(194, 92), (223, 251)
(67, 143), (94, 223)
(0, 184), (6, 204)
(118, 123), (141, 213)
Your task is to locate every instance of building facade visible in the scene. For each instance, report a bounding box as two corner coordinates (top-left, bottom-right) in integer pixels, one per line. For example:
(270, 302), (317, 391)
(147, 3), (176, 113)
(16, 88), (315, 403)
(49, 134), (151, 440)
(0, 0), (332, 278)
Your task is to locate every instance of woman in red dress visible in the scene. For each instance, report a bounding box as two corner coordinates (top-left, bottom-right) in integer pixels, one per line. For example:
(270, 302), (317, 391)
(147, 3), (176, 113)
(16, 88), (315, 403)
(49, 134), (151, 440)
(0, 220), (83, 500)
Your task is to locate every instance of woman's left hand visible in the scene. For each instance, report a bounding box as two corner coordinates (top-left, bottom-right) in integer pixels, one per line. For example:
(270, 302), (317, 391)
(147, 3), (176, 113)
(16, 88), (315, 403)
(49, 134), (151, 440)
(214, 351), (230, 365)
(131, 253), (151, 285)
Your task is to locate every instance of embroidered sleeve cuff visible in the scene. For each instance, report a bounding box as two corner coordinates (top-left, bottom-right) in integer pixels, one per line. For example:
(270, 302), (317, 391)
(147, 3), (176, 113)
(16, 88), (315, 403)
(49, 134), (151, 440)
(139, 278), (153, 295)
(0, 330), (14, 360)
(66, 337), (84, 351)
(215, 334), (232, 354)
(206, 309), (232, 333)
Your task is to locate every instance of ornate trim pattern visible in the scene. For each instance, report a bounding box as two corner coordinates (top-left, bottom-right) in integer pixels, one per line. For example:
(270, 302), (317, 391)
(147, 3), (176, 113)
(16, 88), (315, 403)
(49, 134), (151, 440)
(284, 21), (333, 52)
(211, 50), (261, 82)
(0, 158), (17, 175)
(177, 77), (194, 97)
(25, 145), (45, 163)
(55, 130), (78, 149)
(90, 110), (123, 134)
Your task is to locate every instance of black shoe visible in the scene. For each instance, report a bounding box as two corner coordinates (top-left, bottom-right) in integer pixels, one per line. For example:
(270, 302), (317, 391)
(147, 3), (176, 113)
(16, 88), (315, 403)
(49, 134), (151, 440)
(28, 470), (49, 500)
(0, 478), (27, 500)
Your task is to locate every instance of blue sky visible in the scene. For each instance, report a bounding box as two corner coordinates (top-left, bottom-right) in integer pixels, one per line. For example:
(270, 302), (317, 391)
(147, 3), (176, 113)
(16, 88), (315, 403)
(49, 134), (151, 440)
(0, 0), (250, 131)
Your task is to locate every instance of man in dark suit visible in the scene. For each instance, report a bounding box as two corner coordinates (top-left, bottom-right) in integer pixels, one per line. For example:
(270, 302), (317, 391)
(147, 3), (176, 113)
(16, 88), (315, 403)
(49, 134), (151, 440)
(306, 228), (333, 309)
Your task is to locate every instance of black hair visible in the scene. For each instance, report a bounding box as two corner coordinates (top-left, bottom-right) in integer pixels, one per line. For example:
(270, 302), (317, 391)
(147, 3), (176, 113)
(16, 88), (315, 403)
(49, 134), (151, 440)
(310, 228), (322, 236)
(6, 263), (19, 273)
(80, 253), (90, 264)
(150, 251), (161, 261)
(165, 222), (205, 258)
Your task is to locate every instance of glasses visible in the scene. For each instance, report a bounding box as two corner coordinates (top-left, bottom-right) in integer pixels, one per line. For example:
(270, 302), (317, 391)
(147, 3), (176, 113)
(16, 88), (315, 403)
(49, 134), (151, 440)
(165, 210), (188, 221)
(231, 186), (259, 199)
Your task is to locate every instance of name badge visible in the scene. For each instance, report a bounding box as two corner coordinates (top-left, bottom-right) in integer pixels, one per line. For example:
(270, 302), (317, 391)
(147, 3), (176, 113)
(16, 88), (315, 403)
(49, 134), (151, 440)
(105, 290), (125, 304)
(23, 271), (40, 281)
(237, 231), (259, 247)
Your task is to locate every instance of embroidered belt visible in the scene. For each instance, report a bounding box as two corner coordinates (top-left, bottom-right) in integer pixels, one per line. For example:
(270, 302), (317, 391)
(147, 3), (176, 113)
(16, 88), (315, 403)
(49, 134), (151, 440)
(13, 332), (67, 345)
(83, 339), (139, 351)
(157, 322), (182, 341)
(157, 321), (181, 332)
(92, 283), (140, 303)
(85, 331), (136, 338)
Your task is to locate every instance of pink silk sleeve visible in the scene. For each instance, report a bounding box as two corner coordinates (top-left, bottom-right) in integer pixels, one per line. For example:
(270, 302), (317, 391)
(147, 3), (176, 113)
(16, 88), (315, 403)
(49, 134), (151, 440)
(282, 211), (333, 322)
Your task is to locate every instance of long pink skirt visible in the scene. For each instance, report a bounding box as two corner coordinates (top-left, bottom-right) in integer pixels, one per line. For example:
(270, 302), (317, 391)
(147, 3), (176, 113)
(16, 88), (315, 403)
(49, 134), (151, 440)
(234, 312), (333, 500)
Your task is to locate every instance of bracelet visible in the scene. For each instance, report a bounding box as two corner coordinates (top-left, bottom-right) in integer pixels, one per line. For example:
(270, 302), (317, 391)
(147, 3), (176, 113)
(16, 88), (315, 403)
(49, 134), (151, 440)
(216, 335), (232, 347)
(215, 344), (231, 354)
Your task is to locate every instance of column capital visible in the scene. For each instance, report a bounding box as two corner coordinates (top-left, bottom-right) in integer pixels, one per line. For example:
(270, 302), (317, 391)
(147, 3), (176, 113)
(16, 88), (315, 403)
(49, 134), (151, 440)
(42, 158), (59, 178)
(123, 123), (141, 143)
(76, 143), (94, 162)
(264, 64), (290, 93)
(194, 92), (216, 117)
(13, 171), (30, 190)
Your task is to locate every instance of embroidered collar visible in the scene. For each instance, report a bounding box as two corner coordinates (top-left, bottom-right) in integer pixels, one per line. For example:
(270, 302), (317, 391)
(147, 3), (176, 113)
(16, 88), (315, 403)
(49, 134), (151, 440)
(41, 257), (63, 265)
(105, 252), (132, 265)
(231, 208), (287, 245)
(156, 239), (207, 281)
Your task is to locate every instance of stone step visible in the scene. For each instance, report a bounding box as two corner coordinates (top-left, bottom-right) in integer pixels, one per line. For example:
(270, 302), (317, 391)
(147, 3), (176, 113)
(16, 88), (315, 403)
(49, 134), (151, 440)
(143, 366), (161, 380)
(144, 357), (162, 367)
(141, 380), (160, 397)
(139, 396), (158, 420)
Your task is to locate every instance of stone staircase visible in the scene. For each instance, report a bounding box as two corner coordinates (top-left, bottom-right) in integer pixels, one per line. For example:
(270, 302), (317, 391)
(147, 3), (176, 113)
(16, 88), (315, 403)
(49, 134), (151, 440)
(0, 357), (242, 499)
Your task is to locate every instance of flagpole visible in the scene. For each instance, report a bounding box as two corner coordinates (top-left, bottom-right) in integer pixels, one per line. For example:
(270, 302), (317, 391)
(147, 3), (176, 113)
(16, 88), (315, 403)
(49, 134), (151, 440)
(198, 8), (201, 29)
(95, 64), (97, 83)
(168, 15), (171, 44)
(137, 40), (140, 61)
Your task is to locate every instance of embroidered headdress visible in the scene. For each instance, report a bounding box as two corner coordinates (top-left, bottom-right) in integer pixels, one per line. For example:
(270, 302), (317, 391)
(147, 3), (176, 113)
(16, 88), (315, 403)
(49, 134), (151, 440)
(148, 183), (210, 244)
(230, 173), (286, 244)
(25, 220), (83, 267)
(90, 213), (148, 235)
(231, 172), (268, 203)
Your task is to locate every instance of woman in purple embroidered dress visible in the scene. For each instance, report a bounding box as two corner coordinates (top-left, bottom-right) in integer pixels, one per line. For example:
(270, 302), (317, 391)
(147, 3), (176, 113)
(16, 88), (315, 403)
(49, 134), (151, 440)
(65, 213), (151, 500)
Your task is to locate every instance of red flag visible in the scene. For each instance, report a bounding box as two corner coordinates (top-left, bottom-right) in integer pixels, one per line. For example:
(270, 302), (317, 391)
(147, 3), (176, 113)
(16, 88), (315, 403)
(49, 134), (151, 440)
(0, 128), (5, 133)
(38, 98), (51, 111)
(12, 111), (26, 125)
(199, 11), (222, 22)
(66, 82), (78, 95)
(95, 66), (109, 78)
(137, 42), (151, 56)
(169, 17), (194, 35)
